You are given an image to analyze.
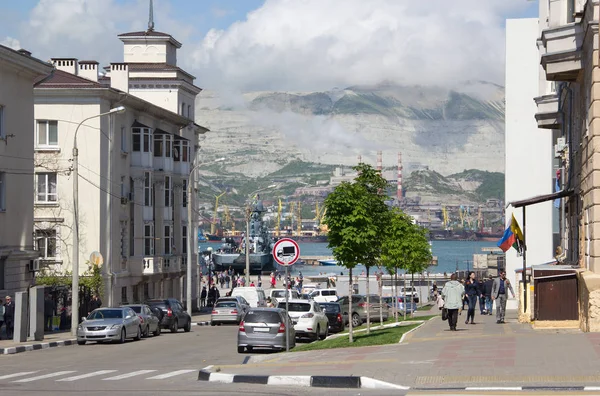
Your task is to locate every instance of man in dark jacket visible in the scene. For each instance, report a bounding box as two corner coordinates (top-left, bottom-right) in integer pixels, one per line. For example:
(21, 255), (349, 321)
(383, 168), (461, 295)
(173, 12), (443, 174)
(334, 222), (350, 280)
(477, 279), (486, 314)
(44, 294), (56, 332)
(483, 275), (494, 315)
(200, 286), (207, 307)
(4, 296), (15, 339)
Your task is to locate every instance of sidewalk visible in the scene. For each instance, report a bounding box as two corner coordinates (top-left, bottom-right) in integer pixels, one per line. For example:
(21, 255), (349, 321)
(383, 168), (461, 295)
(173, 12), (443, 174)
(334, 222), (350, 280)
(0, 330), (76, 355)
(199, 307), (600, 390)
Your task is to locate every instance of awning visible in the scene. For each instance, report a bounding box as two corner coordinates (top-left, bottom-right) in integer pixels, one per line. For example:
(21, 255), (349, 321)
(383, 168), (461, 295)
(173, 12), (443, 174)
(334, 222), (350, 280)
(509, 189), (574, 208)
(132, 120), (149, 128)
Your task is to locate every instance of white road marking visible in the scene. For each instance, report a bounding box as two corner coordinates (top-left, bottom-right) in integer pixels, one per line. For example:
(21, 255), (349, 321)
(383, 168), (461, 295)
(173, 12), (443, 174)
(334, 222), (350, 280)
(0, 372), (39, 380)
(102, 370), (157, 380)
(13, 371), (76, 383)
(146, 369), (196, 379)
(57, 370), (118, 382)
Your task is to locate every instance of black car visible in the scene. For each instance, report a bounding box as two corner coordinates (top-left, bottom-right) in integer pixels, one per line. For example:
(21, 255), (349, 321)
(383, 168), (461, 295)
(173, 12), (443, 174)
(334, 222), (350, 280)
(319, 302), (344, 333)
(145, 298), (192, 333)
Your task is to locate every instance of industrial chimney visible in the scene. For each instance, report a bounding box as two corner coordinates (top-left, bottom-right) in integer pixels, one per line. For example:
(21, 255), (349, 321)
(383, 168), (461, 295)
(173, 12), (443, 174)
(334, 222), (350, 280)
(397, 152), (403, 200)
(377, 150), (382, 172)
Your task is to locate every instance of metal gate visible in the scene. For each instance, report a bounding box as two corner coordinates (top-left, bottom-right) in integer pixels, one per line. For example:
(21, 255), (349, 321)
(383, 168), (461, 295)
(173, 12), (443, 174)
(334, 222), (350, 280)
(534, 270), (578, 321)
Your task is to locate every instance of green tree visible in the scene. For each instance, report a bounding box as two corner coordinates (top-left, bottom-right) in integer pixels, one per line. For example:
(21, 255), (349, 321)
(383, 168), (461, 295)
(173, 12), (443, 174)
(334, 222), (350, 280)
(324, 163), (388, 341)
(35, 262), (104, 298)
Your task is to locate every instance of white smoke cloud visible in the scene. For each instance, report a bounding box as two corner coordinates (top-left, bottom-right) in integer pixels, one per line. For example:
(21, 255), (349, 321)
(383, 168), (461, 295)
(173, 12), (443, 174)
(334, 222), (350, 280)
(0, 36), (21, 50)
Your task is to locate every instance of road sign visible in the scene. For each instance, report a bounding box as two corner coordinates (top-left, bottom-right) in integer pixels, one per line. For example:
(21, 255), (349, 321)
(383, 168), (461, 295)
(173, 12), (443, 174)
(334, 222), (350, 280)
(89, 251), (104, 267)
(272, 238), (300, 266)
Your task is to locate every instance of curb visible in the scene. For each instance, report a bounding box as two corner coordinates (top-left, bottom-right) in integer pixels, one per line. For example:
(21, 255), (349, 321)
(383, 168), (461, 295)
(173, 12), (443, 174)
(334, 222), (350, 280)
(1, 339), (77, 355)
(197, 369), (408, 390)
(191, 322), (210, 326)
(417, 386), (600, 392)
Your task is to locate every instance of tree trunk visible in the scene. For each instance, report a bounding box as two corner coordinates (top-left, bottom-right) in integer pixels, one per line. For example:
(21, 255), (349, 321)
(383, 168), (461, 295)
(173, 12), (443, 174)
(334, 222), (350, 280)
(378, 270), (383, 329)
(394, 269), (398, 322)
(348, 267), (353, 343)
(411, 272), (415, 318)
(403, 271), (407, 321)
(366, 266), (370, 334)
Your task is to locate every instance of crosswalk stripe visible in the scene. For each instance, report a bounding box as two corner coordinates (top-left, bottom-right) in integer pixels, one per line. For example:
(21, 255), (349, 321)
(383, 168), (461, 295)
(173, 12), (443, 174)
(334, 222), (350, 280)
(56, 370), (118, 382)
(102, 370), (157, 380)
(13, 371), (76, 383)
(0, 372), (39, 380)
(146, 369), (196, 379)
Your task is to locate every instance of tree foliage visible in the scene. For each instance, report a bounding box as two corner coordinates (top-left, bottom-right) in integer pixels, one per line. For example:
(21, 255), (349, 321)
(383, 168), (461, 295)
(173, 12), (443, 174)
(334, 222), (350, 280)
(35, 262), (104, 298)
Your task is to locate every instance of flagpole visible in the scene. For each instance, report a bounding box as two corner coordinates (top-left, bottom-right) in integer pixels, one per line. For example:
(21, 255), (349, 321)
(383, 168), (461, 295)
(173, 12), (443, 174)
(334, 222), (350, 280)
(522, 207), (527, 315)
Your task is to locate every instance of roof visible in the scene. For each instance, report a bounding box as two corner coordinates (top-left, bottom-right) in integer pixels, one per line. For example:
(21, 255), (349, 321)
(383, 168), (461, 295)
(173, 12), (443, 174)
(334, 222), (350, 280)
(34, 69), (102, 88)
(126, 63), (196, 80)
(509, 189), (574, 208)
(118, 30), (173, 37)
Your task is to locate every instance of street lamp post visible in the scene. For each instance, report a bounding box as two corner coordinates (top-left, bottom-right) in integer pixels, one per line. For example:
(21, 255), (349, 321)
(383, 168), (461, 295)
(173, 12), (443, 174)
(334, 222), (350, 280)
(71, 106), (126, 336)
(187, 157), (224, 314)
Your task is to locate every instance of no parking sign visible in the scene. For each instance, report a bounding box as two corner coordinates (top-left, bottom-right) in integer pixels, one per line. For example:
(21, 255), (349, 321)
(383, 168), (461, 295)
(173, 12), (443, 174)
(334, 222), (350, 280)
(272, 238), (300, 266)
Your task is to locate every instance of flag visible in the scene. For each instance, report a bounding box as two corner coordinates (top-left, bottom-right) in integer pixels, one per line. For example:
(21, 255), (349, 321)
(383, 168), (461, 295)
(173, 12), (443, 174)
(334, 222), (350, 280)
(554, 176), (561, 208)
(497, 214), (524, 253)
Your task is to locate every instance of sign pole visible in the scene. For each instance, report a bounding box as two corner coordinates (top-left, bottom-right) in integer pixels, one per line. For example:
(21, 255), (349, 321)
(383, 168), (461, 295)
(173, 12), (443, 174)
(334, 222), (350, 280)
(285, 265), (289, 352)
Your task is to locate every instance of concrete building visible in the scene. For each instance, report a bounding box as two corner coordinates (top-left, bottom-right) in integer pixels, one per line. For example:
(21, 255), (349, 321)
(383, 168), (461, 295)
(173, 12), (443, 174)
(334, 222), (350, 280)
(505, 18), (555, 310)
(0, 45), (53, 297)
(33, 23), (208, 308)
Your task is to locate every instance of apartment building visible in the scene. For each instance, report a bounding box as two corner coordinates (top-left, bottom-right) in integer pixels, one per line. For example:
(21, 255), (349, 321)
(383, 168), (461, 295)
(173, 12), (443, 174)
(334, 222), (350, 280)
(0, 45), (53, 296)
(33, 25), (207, 307)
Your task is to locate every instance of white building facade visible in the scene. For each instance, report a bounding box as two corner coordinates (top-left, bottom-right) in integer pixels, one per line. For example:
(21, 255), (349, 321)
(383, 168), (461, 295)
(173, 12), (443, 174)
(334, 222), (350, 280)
(0, 46), (53, 297)
(33, 26), (207, 308)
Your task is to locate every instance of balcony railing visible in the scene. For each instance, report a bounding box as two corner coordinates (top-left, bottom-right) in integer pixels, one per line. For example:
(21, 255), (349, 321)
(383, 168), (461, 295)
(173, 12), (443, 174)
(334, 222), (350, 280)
(534, 94), (562, 129)
(143, 256), (163, 275)
(540, 22), (583, 82)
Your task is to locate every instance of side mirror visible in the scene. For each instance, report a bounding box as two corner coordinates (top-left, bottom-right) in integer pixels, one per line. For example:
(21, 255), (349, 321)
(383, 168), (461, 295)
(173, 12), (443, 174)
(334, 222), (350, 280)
(322, 309), (327, 313)
(81, 316), (87, 322)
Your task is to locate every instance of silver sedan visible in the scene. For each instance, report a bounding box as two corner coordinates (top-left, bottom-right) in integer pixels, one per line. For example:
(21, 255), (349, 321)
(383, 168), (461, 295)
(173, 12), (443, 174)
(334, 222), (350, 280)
(211, 300), (244, 325)
(77, 307), (142, 345)
(122, 304), (161, 337)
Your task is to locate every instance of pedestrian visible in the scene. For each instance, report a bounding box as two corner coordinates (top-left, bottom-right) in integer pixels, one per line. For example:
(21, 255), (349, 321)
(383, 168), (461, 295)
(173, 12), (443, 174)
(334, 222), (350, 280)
(483, 274), (494, 315)
(298, 271), (303, 289)
(207, 286), (216, 307)
(491, 270), (515, 324)
(257, 275), (262, 288)
(44, 294), (55, 332)
(0, 298), (4, 339)
(225, 275), (230, 289)
(441, 273), (464, 331)
(270, 274), (276, 288)
(464, 272), (479, 325)
(249, 280), (255, 287)
(477, 279), (486, 314)
(200, 286), (207, 307)
(89, 294), (102, 312)
(4, 295), (15, 339)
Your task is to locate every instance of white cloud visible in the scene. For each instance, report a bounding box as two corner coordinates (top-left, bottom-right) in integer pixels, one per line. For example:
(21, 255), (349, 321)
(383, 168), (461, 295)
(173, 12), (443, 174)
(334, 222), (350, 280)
(193, 0), (532, 91)
(0, 36), (21, 50)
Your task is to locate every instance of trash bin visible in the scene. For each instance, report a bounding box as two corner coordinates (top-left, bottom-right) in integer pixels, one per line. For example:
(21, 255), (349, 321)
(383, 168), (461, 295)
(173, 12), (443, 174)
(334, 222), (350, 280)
(52, 316), (60, 331)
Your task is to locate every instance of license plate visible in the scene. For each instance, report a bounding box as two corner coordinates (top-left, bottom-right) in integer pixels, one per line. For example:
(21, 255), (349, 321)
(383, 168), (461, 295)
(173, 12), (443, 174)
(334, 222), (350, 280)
(254, 327), (270, 333)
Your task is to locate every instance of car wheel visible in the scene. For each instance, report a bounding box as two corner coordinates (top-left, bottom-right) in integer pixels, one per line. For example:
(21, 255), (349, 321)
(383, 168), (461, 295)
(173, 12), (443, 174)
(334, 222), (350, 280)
(77, 340), (86, 346)
(352, 313), (362, 328)
(134, 326), (142, 341)
(184, 319), (191, 332)
(171, 320), (179, 333)
(143, 325), (150, 338)
(153, 325), (161, 337)
(313, 325), (320, 341)
(319, 325), (329, 340)
(118, 328), (126, 344)
(237, 346), (245, 353)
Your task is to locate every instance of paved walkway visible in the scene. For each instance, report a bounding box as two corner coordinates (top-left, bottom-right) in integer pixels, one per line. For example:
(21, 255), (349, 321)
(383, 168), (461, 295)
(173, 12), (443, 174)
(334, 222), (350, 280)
(203, 307), (600, 389)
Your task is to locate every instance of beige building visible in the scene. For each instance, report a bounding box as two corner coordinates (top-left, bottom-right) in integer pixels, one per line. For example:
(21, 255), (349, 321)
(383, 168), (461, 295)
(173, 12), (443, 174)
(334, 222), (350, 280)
(0, 45), (53, 296)
(33, 25), (207, 308)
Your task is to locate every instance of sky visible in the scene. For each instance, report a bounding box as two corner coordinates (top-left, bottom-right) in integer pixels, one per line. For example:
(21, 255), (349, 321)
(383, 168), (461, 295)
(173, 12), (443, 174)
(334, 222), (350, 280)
(0, 0), (539, 92)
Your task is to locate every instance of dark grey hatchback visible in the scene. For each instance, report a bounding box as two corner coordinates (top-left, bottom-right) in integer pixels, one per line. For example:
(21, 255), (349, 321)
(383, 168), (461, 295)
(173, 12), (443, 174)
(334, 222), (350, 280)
(145, 298), (192, 333)
(319, 302), (345, 333)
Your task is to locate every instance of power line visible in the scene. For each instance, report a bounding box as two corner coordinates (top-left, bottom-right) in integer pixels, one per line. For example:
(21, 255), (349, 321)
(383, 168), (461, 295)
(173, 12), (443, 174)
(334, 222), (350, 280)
(78, 173), (146, 208)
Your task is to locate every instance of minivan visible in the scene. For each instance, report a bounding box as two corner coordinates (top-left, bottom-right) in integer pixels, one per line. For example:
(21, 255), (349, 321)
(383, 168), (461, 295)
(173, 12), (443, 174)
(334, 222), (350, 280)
(231, 287), (267, 308)
(308, 289), (338, 303)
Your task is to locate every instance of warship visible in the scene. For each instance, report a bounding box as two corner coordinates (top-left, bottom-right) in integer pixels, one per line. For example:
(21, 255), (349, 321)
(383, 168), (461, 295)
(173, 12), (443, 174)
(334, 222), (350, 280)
(211, 195), (275, 274)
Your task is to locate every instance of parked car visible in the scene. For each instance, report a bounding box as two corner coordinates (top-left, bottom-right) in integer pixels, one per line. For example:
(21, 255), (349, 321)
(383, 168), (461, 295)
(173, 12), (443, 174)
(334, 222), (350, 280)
(231, 287), (267, 307)
(308, 289), (338, 303)
(318, 302), (345, 333)
(76, 307), (142, 345)
(284, 299), (329, 340)
(301, 284), (318, 295)
(337, 295), (389, 327)
(121, 304), (161, 337)
(211, 300), (245, 325)
(399, 287), (420, 303)
(269, 289), (300, 303)
(145, 298), (192, 333)
(382, 296), (418, 314)
(237, 308), (295, 353)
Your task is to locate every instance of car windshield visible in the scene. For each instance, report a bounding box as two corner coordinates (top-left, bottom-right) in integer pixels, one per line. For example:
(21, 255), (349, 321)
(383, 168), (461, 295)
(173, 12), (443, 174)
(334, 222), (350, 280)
(128, 306), (142, 313)
(287, 303), (311, 312)
(215, 302), (237, 308)
(320, 304), (340, 313)
(272, 291), (286, 298)
(88, 309), (123, 320)
(244, 311), (281, 323)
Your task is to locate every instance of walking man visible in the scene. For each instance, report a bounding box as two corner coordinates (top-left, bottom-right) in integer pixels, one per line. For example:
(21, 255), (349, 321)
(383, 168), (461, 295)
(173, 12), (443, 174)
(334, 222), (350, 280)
(491, 271), (515, 324)
(483, 274), (494, 315)
(4, 296), (15, 339)
(441, 273), (465, 331)
(44, 294), (55, 332)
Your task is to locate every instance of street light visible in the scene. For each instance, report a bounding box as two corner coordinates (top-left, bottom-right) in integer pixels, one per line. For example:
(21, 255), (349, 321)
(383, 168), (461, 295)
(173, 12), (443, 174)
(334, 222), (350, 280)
(245, 184), (277, 281)
(187, 157), (225, 314)
(71, 106), (126, 336)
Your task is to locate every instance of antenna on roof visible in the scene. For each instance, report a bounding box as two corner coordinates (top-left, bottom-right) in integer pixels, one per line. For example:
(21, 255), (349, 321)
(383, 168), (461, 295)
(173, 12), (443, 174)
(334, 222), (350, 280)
(148, 0), (155, 31)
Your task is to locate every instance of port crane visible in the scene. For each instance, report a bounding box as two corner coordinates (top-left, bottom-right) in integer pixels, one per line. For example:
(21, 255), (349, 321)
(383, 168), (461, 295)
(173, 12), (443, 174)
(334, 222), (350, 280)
(275, 199), (282, 237)
(210, 191), (226, 235)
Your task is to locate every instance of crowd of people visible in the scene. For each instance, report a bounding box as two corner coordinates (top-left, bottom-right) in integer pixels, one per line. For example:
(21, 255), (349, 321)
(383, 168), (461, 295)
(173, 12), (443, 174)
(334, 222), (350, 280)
(439, 271), (515, 331)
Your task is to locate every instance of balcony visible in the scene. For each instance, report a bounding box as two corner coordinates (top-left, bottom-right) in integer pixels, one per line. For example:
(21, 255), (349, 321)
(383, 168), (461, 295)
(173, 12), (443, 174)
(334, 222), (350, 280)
(154, 156), (174, 173)
(534, 94), (562, 129)
(173, 161), (190, 175)
(143, 256), (163, 275)
(540, 23), (583, 82)
(164, 256), (181, 273)
(131, 151), (153, 168)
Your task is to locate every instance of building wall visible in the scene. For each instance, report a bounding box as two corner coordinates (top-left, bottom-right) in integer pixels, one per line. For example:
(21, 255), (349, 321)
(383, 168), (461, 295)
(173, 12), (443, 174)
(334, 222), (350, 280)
(505, 19), (555, 310)
(129, 88), (179, 115)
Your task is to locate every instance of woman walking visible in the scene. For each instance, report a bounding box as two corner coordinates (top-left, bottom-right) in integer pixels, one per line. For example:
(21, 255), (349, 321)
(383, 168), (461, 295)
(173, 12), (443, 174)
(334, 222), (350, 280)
(464, 272), (480, 325)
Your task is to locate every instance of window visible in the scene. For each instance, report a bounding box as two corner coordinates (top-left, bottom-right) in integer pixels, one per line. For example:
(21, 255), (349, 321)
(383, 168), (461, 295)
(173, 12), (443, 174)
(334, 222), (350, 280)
(36, 120), (58, 147)
(36, 173), (57, 202)
(0, 105), (4, 138)
(164, 225), (172, 254)
(36, 229), (57, 259)
(182, 225), (187, 255)
(187, 105), (192, 119)
(120, 126), (127, 153)
(120, 176), (126, 198)
(0, 172), (5, 211)
(144, 223), (154, 255)
(165, 135), (172, 158)
(182, 179), (187, 208)
(153, 134), (163, 157)
(164, 176), (172, 207)
(132, 127), (151, 152)
(120, 221), (127, 257)
(181, 102), (185, 116)
(182, 141), (189, 162)
(144, 172), (152, 206)
(121, 287), (128, 305)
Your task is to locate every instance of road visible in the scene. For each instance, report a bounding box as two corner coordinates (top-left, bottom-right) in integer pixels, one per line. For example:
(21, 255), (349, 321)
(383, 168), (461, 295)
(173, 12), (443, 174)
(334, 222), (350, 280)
(0, 324), (395, 396)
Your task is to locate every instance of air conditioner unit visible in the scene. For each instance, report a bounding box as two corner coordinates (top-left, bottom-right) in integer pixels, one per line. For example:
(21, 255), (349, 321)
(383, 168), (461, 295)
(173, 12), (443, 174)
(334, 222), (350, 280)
(120, 196), (129, 205)
(29, 259), (40, 272)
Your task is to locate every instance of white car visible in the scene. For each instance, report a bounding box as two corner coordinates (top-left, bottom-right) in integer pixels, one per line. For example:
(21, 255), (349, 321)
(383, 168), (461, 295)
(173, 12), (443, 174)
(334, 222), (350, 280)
(285, 299), (329, 341)
(308, 289), (338, 303)
(269, 289), (300, 303)
(399, 287), (420, 303)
